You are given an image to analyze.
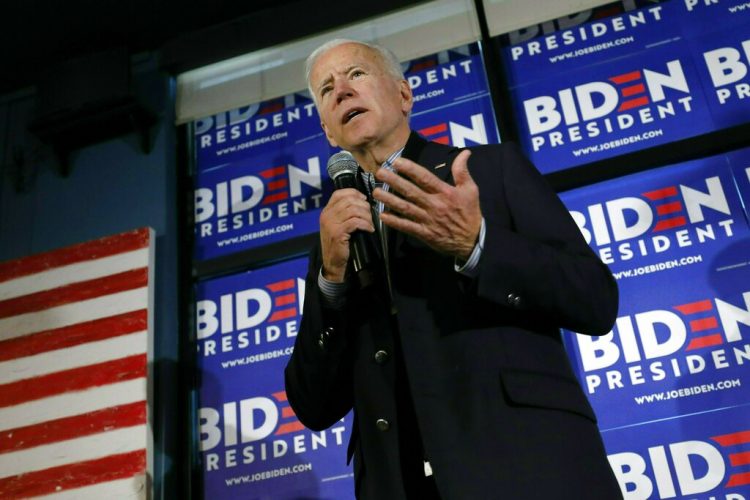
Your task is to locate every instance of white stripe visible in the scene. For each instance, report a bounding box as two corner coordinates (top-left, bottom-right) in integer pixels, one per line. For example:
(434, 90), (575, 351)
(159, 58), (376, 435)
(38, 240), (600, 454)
(0, 331), (147, 385)
(32, 474), (146, 499)
(0, 425), (147, 479)
(0, 378), (146, 432)
(0, 288), (147, 342)
(0, 248), (149, 301)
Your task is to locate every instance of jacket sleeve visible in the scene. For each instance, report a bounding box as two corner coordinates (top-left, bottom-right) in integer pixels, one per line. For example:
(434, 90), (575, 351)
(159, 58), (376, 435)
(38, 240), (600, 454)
(284, 243), (354, 431)
(470, 143), (618, 335)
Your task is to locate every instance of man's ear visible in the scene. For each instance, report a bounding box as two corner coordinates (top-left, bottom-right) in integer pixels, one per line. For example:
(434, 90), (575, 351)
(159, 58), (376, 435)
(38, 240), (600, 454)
(321, 121), (339, 148)
(399, 79), (413, 115)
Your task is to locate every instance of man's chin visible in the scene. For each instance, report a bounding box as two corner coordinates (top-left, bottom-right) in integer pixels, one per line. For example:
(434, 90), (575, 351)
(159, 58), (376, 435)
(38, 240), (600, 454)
(338, 132), (379, 152)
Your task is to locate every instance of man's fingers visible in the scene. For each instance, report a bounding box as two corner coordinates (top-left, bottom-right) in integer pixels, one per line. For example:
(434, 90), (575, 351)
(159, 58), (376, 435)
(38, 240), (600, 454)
(340, 216), (375, 234)
(451, 150), (474, 187)
(327, 202), (372, 224)
(379, 157), (450, 195)
(379, 211), (427, 239)
(372, 187), (428, 221)
(329, 187), (367, 203)
(321, 188), (374, 237)
(325, 190), (371, 219)
(375, 168), (431, 207)
(326, 188), (368, 212)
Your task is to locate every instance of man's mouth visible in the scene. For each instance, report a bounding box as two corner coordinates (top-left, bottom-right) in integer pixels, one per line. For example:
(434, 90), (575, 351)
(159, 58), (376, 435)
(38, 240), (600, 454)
(343, 109), (366, 124)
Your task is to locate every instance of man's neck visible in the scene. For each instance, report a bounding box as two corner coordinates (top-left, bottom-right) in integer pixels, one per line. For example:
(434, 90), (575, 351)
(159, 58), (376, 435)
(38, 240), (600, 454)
(350, 127), (411, 173)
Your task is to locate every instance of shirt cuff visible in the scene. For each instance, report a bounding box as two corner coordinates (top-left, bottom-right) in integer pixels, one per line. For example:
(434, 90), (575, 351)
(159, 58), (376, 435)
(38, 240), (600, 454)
(318, 267), (348, 309)
(455, 217), (485, 277)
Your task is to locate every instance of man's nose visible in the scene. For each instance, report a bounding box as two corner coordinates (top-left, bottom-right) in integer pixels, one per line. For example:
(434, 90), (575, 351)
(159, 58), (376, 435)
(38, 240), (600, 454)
(335, 81), (355, 103)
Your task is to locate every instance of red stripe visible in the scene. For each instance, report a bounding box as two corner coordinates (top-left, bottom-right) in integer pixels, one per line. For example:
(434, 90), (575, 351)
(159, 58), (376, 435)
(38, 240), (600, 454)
(730, 451), (750, 466)
(259, 102), (284, 114)
(260, 166), (286, 178)
(269, 308), (297, 322)
(0, 228), (149, 284)
(0, 354), (146, 407)
(0, 268), (147, 319)
(275, 421), (305, 435)
(621, 83), (646, 97)
(274, 294), (296, 307)
(410, 61), (437, 72)
(727, 472), (750, 487)
(434, 136), (451, 145)
(609, 70), (641, 84)
(0, 401), (145, 453)
(674, 300), (713, 315)
(272, 391), (287, 401)
(267, 179), (288, 191)
(617, 96), (650, 112)
(262, 192), (289, 205)
(712, 430), (750, 446)
(419, 123), (448, 136)
(690, 317), (718, 332)
(0, 449), (145, 498)
(642, 186), (678, 200)
(0, 310), (146, 362)
(268, 279), (295, 292)
(656, 201), (683, 215)
(653, 216), (687, 232)
(594, 6), (620, 19)
(686, 334), (723, 351)
(282, 406), (296, 418)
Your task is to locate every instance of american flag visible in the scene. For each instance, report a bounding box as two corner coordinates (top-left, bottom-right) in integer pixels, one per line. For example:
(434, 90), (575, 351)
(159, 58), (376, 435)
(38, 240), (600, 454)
(0, 228), (153, 499)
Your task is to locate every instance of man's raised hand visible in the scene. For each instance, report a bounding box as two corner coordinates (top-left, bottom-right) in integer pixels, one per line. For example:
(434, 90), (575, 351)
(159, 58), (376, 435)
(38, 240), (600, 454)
(373, 150), (481, 260)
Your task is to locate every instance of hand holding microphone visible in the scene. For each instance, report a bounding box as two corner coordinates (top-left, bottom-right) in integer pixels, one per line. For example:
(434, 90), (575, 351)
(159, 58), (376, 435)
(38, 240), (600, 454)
(319, 151), (378, 287)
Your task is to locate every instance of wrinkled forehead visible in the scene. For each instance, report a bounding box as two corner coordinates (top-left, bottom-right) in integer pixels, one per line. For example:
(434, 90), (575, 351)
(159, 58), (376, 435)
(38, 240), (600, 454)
(311, 43), (385, 82)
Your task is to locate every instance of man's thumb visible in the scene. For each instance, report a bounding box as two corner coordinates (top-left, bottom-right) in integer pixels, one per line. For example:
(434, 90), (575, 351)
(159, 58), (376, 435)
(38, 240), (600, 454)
(451, 150), (474, 186)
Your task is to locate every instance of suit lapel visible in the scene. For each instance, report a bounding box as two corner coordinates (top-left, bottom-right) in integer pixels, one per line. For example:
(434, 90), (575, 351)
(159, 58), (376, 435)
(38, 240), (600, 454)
(401, 132), (459, 182)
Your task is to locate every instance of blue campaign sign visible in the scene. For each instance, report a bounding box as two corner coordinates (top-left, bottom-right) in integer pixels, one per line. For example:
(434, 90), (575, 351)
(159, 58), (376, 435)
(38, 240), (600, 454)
(407, 53), (500, 147)
(501, 1), (679, 88)
(668, 0), (750, 36)
(499, 0), (750, 91)
(194, 95), (320, 172)
(727, 146), (750, 220)
(603, 405), (750, 499)
(195, 257), (355, 500)
(560, 154), (750, 430)
(410, 94), (499, 148)
(690, 28), (750, 129)
(193, 135), (333, 261)
(512, 41), (715, 173)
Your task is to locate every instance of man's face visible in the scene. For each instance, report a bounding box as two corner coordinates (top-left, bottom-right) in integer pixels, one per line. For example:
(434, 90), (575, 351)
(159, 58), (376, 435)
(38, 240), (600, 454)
(310, 43), (412, 151)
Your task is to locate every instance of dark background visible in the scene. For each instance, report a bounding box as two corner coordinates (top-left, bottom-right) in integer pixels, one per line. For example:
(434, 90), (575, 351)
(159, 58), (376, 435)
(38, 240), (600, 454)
(0, 0), (427, 96)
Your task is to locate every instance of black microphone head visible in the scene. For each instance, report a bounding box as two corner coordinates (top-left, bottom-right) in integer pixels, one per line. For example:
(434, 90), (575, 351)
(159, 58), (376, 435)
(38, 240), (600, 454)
(327, 151), (359, 180)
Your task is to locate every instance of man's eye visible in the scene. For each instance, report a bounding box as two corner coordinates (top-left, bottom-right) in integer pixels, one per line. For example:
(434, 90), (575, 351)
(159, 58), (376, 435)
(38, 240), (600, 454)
(320, 87), (331, 97)
(351, 70), (364, 78)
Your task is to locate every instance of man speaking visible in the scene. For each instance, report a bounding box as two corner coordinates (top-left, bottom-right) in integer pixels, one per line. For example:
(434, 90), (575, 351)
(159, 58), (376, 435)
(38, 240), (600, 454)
(285, 39), (622, 499)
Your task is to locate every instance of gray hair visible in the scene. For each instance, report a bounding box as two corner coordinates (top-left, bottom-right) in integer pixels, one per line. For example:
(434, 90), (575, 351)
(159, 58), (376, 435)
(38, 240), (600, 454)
(305, 38), (405, 105)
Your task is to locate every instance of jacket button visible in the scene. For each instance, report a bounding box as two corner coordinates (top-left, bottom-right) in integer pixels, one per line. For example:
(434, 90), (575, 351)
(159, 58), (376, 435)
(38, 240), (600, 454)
(507, 293), (522, 307)
(318, 326), (335, 351)
(376, 419), (390, 432)
(374, 350), (389, 364)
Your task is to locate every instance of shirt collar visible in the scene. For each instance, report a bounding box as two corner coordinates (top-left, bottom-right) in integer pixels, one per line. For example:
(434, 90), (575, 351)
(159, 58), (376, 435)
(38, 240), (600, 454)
(382, 147), (404, 171)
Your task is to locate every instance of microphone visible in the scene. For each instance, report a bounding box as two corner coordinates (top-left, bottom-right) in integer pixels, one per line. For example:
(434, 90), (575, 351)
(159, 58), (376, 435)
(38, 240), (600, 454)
(326, 151), (378, 288)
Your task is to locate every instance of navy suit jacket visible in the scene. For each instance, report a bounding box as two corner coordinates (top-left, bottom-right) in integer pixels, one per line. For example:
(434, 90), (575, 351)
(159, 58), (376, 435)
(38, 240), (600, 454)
(285, 133), (623, 499)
